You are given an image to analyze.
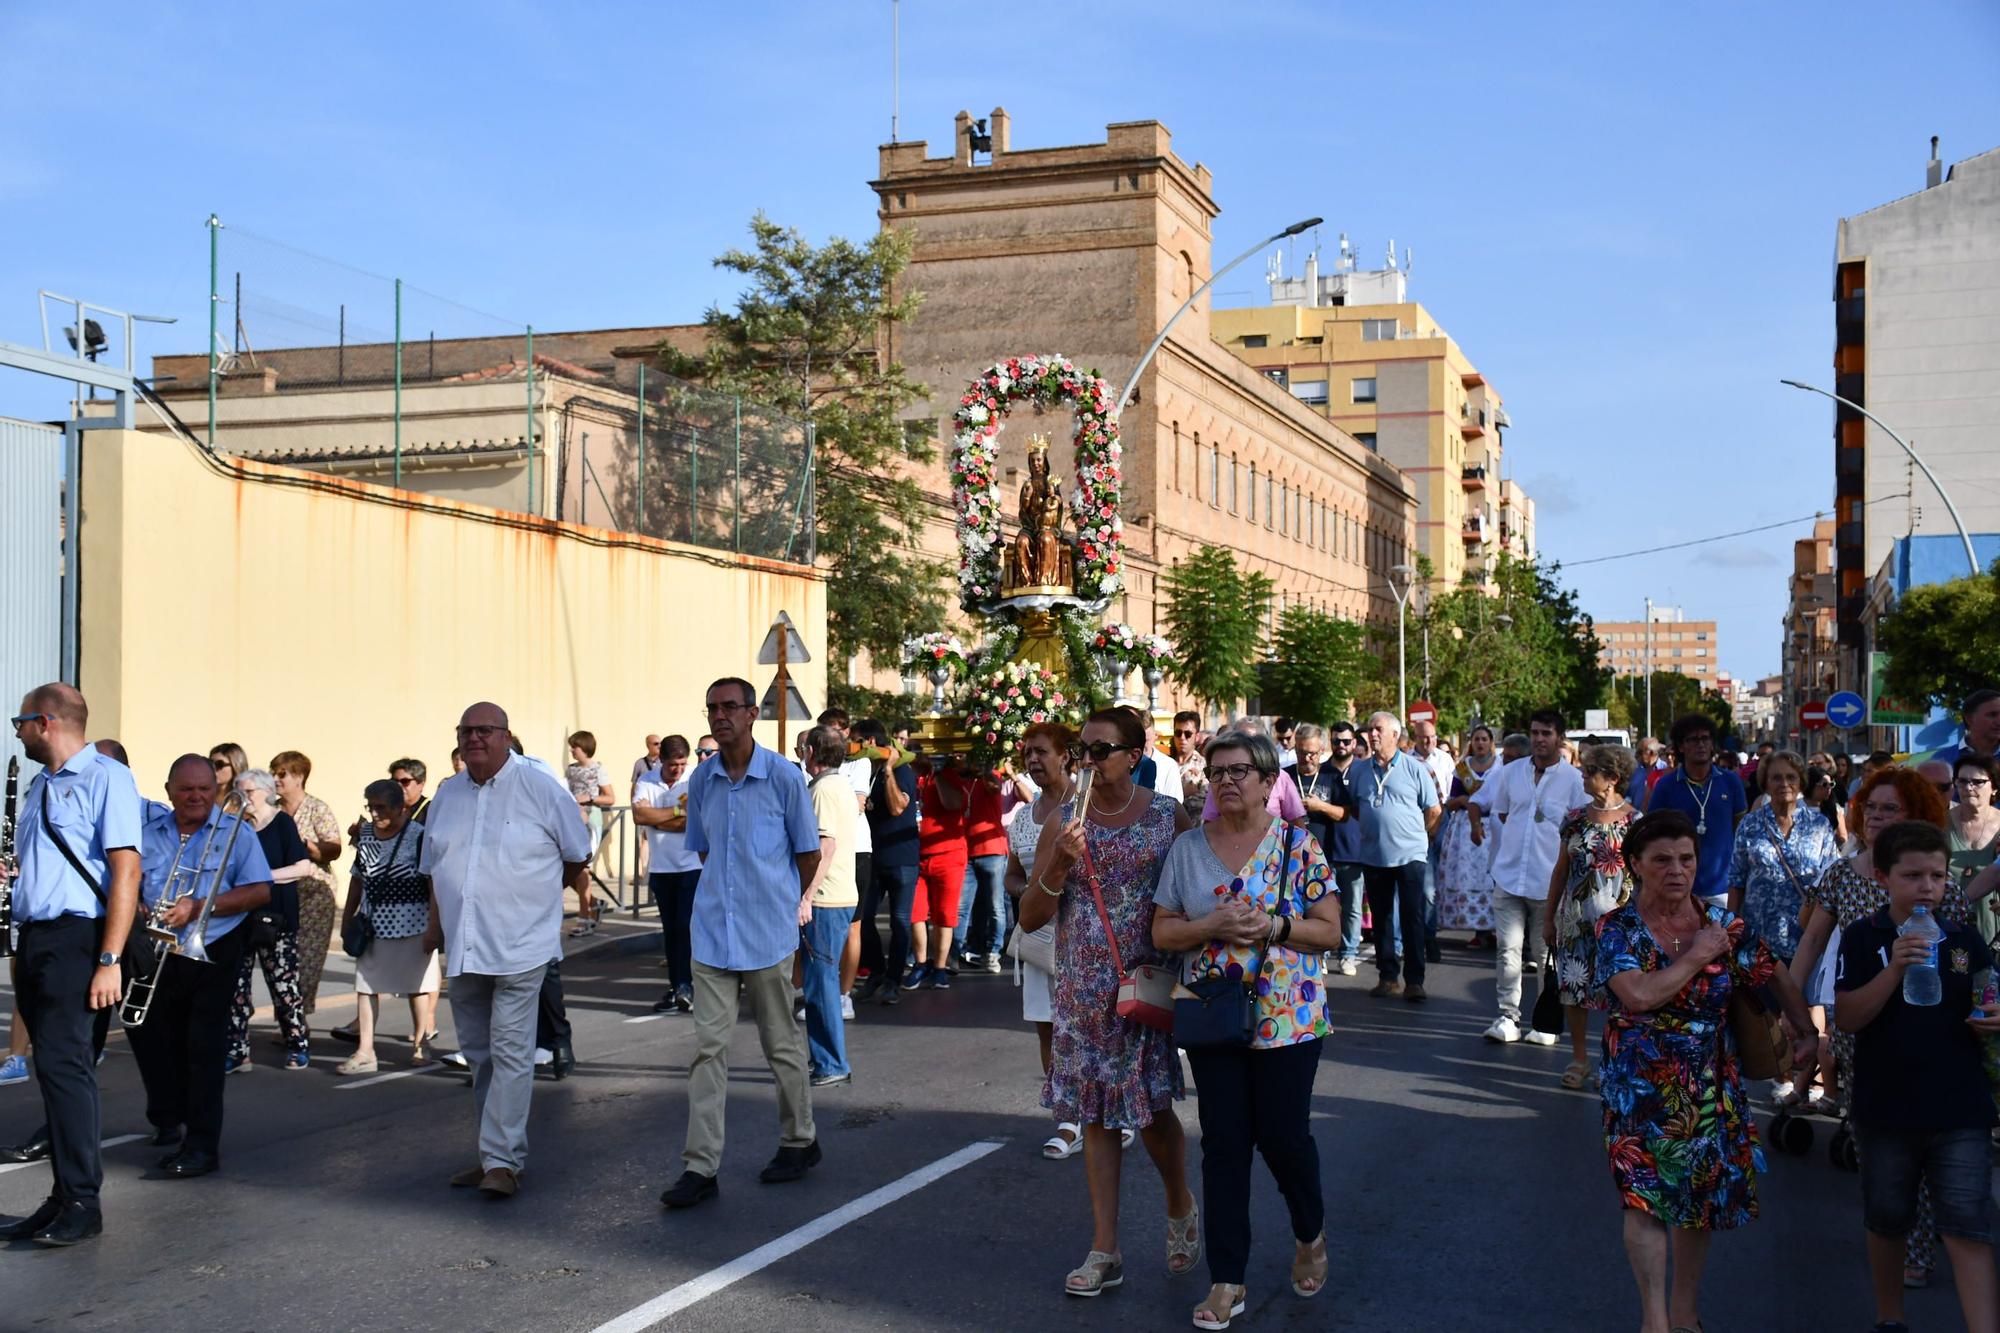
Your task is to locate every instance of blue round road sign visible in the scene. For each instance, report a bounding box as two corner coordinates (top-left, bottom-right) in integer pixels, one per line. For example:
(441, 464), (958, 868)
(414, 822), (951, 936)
(1824, 690), (1867, 730)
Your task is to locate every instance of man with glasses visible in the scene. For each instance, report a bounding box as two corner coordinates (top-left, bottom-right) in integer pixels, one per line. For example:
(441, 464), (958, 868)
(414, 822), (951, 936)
(0, 686), (141, 1245)
(1295, 723), (1364, 976)
(1468, 709), (1582, 1045)
(661, 677), (823, 1209)
(696, 736), (720, 763)
(1916, 759), (1957, 802)
(1643, 713), (1747, 905)
(1355, 712), (1440, 1002)
(421, 702), (591, 1200)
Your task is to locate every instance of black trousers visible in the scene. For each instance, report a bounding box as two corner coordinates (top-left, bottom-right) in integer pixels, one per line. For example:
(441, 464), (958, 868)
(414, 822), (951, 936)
(650, 870), (700, 991)
(1185, 1037), (1327, 1286)
(126, 925), (247, 1160)
(1363, 861), (1429, 986)
(15, 917), (105, 1207)
(534, 959), (570, 1051)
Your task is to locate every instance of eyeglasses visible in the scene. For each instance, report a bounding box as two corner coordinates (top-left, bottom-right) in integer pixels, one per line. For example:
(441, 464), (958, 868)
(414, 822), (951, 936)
(1961, 776), (1993, 788)
(395, 777), (420, 786)
(1073, 742), (1137, 762)
(697, 747), (719, 758)
(1174, 728), (1196, 737)
(9, 713), (47, 731)
(456, 724), (504, 739)
(1209, 762), (1268, 785)
(705, 700), (753, 715)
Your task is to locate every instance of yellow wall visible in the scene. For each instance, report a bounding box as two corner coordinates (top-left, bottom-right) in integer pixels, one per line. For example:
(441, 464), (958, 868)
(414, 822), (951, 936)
(78, 430), (825, 887)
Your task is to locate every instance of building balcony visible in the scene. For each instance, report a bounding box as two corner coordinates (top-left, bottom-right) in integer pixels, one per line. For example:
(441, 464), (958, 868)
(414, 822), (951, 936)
(1461, 464), (1488, 490)
(1834, 373), (1865, 409)
(1462, 515), (1489, 544)
(1461, 419), (1485, 439)
(1835, 444), (1864, 489)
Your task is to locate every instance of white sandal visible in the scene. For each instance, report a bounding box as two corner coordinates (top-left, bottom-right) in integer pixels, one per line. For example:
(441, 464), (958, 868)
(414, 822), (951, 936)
(1065, 1250), (1123, 1297)
(1192, 1283), (1246, 1329)
(1042, 1123), (1083, 1160)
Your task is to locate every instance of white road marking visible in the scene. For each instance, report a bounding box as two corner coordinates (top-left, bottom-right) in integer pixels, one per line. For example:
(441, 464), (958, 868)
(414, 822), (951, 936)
(0, 1134), (145, 1176)
(589, 1138), (1006, 1332)
(622, 1013), (667, 1025)
(332, 1066), (439, 1091)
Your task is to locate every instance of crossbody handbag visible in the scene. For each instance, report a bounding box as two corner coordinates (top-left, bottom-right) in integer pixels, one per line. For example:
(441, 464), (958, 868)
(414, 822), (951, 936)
(1080, 821), (1176, 1033)
(1172, 825), (1306, 1050)
(343, 821), (411, 959)
(40, 782), (159, 986)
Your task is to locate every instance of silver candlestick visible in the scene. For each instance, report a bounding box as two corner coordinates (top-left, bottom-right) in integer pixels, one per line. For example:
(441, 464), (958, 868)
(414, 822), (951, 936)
(1143, 663), (1165, 712)
(927, 664), (952, 715)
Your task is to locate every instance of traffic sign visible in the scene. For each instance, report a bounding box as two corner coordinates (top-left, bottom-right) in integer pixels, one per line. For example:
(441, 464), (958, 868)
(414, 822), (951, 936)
(1801, 701), (1828, 730)
(1824, 691), (1867, 730)
(1407, 699), (1437, 726)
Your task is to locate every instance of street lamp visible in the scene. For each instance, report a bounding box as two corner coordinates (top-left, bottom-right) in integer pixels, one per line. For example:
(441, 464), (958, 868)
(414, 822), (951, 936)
(1387, 563), (1414, 721)
(1781, 379), (1979, 577)
(1116, 216), (1323, 414)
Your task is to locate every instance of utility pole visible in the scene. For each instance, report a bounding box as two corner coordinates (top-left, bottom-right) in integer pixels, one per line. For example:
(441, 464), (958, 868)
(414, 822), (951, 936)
(1644, 596), (1654, 741)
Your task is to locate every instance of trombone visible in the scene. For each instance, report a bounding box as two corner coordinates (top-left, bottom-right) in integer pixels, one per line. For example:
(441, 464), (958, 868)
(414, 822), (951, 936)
(120, 789), (248, 1027)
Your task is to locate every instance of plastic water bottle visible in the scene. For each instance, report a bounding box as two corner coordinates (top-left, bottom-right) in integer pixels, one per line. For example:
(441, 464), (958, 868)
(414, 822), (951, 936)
(1900, 906), (1943, 1007)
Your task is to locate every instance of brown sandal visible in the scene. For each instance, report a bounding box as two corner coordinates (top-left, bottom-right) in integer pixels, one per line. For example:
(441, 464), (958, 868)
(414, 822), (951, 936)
(1292, 1232), (1327, 1297)
(1193, 1283), (1246, 1329)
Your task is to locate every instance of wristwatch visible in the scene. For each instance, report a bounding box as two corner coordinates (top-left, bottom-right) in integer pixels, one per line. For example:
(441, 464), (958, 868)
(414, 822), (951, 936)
(97, 951), (120, 967)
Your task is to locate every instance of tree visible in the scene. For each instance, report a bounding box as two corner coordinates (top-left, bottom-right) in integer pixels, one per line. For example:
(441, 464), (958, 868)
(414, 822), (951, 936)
(1875, 558), (2000, 711)
(1161, 546), (1272, 717)
(1261, 605), (1369, 725)
(1606, 672), (1733, 740)
(658, 214), (948, 704)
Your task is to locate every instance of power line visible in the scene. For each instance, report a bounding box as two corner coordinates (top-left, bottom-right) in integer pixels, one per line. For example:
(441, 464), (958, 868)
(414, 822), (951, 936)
(1561, 494), (1911, 568)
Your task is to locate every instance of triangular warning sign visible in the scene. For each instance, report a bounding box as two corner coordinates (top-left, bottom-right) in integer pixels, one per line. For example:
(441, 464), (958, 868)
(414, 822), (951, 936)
(756, 611), (812, 665)
(759, 679), (813, 722)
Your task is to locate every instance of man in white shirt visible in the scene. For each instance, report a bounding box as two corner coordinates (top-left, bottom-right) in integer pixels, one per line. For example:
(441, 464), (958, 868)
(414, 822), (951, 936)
(421, 702), (591, 1199)
(634, 736), (702, 1014)
(1129, 707), (1184, 804)
(1468, 709), (1584, 1045)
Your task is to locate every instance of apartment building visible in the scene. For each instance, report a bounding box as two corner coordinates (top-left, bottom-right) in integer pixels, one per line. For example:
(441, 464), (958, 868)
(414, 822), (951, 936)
(1594, 606), (1721, 683)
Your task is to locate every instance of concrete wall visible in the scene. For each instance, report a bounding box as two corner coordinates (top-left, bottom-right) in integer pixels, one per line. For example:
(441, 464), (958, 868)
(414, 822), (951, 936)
(1838, 147), (2000, 574)
(78, 429), (825, 887)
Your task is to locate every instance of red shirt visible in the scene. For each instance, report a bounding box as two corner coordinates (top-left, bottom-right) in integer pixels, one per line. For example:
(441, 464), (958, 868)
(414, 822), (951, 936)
(916, 775), (968, 860)
(964, 780), (1007, 858)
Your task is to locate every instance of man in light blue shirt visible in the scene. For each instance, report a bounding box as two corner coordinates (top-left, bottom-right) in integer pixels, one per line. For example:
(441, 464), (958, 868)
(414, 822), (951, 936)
(0, 684), (141, 1245)
(1354, 712), (1440, 1002)
(127, 755), (272, 1180)
(661, 677), (822, 1210)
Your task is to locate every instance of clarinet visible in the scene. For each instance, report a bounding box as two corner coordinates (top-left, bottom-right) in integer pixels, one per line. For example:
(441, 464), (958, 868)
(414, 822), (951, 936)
(0, 757), (17, 959)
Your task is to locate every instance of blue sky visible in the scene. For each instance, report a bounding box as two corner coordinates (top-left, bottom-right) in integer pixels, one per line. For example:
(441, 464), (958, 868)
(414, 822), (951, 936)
(5, 1), (1998, 685)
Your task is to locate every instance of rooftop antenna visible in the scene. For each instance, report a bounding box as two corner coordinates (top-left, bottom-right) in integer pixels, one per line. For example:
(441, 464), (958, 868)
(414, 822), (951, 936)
(1338, 232), (1353, 271)
(890, 0), (900, 143)
(1386, 238), (1398, 271)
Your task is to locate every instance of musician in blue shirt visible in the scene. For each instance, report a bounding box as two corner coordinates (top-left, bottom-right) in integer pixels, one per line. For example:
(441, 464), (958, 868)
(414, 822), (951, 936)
(0, 684), (141, 1246)
(126, 755), (272, 1181)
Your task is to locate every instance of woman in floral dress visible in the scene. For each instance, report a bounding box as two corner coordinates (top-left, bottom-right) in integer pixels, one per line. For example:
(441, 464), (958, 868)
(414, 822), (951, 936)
(1788, 766), (1967, 1288)
(1596, 811), (1816, 1333)
(1018, 708), (1196, 1299)
(1439, 725), (1501, 945)
(1542, 743), (1637, 1088)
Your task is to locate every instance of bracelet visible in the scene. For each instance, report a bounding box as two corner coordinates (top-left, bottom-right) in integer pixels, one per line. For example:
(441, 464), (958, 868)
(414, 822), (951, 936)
(1278, 917), (1293, 944)
(1034, 877), (1065, 898)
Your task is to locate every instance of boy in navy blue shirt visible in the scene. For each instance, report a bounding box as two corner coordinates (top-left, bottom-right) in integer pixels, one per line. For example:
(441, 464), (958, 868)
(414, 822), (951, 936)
(1836, 819), (1999, 1333)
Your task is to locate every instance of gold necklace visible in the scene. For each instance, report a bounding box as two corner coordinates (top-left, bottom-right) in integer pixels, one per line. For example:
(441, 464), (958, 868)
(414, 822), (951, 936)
(1091, 781), (1140, 819)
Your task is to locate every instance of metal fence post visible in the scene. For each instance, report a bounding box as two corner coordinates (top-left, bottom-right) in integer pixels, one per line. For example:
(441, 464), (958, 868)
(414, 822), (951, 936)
(636, 364), (646, 535)
(393, 278), (403, 486)
(206, 215), (220, 445)
(525, 325), (536, 517)
(733, 393), (743, 554)
(690, 426), (699, 542)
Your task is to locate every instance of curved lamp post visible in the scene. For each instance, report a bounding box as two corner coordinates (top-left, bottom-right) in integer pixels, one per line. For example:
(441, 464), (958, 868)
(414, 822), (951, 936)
(1116, 216), (1323, 414)
(1386, 563), (1414, 721)
(1781, 379), (1978, 577)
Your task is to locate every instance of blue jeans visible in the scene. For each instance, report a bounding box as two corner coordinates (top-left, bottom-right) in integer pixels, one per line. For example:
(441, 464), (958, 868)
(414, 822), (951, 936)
(801, 906), (854, 1079)
(861, 861), (919, 983)
(1331, 862), (1364, 962)
(956, 854), (1010, 959)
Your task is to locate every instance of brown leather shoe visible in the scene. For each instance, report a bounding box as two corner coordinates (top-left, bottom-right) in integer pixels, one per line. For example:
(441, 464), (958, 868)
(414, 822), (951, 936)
(478, 1167), (519, 1199)
(1368, 979), (1402, 999)
(449, 1164), (486, 1188)
(1403, 984), (1427, 1003)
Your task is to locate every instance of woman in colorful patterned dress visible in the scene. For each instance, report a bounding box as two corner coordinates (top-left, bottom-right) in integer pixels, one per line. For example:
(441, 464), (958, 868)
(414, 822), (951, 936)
(1154, 730), (1341, 1330)
(1541, 743), (1637, 1089)
(1439, 725), (1501, 946)
(1788, 765), (1967, 1288)
(1596, 811), (1816, 1333)
(1018, 708), (1196, 1300)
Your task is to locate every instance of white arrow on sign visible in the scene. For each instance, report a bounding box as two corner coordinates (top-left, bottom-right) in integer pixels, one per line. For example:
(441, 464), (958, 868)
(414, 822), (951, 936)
(1824, 691), (1867, 729)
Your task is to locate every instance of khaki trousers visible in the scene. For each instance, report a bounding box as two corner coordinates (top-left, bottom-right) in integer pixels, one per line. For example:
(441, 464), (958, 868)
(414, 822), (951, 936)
(682, 956), (816, 1176)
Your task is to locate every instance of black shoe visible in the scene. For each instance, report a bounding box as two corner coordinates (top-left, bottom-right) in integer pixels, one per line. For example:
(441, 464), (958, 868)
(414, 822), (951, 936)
(880, 984), (901, 1007)
(149, 1125), (183, 1149)
(659, 1170), (719, 1209)
(810, 1071), (852, 1088)
(551, 1041), (575, 1081)
(851, 975), (881, 1001)
(1523, 959), (1540, 974)
(0, 1132), (51, 1164)
(29, 1201), (101, 1247)
(759, 1140), (822, 1184)
(652, 993), (679, 1013)
(161, 1149), (218, 1179)
(673, 987), (693, 1013)
(0, 1198), (59, 1242)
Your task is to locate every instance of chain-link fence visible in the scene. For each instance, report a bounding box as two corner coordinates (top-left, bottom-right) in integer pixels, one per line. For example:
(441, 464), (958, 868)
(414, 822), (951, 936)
(148, 220), (813, 566)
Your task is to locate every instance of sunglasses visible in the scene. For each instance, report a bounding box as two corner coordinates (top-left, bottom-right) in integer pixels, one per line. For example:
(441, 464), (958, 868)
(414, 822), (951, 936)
(9, 713), (48, 730)
(697, 747), (720, 758)
(1074, 742), (1138, 762)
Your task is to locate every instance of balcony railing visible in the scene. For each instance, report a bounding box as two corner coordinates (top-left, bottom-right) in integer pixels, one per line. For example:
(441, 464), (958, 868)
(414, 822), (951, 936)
(1461, 464), (1488, 490)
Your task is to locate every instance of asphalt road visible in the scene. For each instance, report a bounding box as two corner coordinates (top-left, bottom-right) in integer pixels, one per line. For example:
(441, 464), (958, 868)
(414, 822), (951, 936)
(0, 931), (1987, 1332)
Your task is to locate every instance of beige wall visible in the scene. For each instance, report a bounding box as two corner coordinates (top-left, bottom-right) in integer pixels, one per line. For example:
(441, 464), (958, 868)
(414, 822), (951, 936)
(78, 429), (825, 888)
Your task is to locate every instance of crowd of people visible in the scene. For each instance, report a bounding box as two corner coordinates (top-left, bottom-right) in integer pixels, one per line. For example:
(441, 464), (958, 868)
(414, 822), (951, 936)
(5, 674), (2000, 1332)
